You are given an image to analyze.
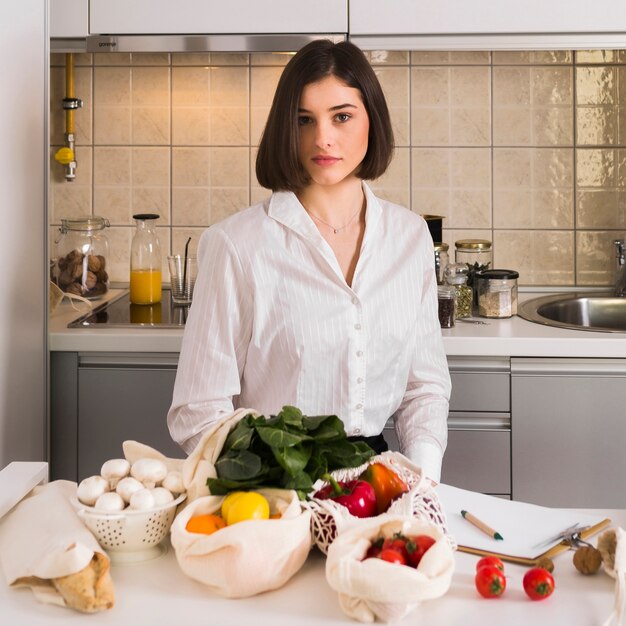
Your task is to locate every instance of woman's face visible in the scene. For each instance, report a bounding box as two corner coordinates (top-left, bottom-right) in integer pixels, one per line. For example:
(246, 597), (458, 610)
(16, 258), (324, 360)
(297, 75), (370, 189)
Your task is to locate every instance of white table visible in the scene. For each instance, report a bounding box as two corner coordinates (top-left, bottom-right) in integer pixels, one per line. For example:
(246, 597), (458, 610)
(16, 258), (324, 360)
(1, 514), (623, 625)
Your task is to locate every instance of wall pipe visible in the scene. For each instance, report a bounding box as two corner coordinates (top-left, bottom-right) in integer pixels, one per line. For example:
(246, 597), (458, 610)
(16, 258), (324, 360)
(54, 53), (82, 181)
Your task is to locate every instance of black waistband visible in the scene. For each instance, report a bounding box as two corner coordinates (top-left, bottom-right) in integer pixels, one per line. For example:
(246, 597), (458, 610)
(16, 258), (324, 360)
(347, 433), (389, 455)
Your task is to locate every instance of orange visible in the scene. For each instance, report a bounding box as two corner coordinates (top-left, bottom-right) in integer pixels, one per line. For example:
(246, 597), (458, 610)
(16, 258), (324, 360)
(185, 513), (226, 535)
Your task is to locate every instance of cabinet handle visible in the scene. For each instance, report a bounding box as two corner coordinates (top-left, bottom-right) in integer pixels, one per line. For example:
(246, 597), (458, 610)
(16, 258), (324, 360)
(447, 413), (510, 431)
(78, 352), (179, 369)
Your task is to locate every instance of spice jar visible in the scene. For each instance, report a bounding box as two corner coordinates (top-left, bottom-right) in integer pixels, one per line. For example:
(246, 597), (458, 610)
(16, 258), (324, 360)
(433, 242), (449, 286)
(52, 216), (110, 298)
(475, 269), (519, 318)
(437, 285), (456, 328)
(445, 263), (473, 318)
(455, 239), (492, 274)
(130, 213), (162, 305)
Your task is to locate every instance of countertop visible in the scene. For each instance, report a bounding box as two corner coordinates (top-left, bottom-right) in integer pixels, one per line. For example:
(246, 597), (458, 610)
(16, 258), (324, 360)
(49, 289), (626, 358)
(2, 516), (623, 625)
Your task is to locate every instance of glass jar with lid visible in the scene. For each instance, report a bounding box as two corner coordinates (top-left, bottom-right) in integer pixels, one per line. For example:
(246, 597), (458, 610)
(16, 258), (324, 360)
(444, 263), (473, 318)
(475, 269), (519, 318)
(130, 213), (162, 305)
(437, 285), (456, 328)
(455, 239), (492, 271)
(433, 242), (449, 285)
(52, 216), (110, 298)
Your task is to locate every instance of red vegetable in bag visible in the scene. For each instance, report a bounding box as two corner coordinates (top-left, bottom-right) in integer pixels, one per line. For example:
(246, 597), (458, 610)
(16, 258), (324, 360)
(314, 473), (377, 518)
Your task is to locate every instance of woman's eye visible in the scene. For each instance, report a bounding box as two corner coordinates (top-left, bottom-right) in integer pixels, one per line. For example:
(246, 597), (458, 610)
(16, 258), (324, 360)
(335, 113), (351, 123)
(298, 116), (312, 126)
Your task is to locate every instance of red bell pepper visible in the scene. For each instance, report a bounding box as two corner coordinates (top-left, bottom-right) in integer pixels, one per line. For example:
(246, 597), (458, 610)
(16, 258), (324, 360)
(314, 473), (377, 518)
(360, 462), (409, 514)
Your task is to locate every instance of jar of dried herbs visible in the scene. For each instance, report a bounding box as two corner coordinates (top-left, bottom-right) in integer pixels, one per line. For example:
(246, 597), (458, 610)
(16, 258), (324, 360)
(445, 263), (473, 318)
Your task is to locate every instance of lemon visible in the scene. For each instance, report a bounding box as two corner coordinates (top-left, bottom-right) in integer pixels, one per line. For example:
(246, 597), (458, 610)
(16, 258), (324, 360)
(225, 492), (270, 525)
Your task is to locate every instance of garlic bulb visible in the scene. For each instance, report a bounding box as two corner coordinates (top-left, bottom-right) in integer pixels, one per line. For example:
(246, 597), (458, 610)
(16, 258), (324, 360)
(130, 458), (168, 489)
(129, 488), (156, 511)
(100, 458), (130, 489)
(77, 475), (109, 506)
(94, 491), (125, 512)
(162, 470), (184, 494)
(151, 487), (175, 506)
(115, 476), (144, 503)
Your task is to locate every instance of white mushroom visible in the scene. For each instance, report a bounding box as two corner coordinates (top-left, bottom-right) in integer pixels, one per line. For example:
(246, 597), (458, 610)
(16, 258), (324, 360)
(115, 476), (144, 503)
(77, 475), (109, 506)
(129, 488), (156, 511)
(130, 458), (168, 489)
(100, 458), (130, 489)
(151, 487), (175, 506)
(162, 470), (184, 494)
(94, 491), (125, 512)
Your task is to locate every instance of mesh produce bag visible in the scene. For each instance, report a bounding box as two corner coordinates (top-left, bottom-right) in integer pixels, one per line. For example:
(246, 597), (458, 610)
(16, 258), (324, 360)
(303, 451), (455, 554)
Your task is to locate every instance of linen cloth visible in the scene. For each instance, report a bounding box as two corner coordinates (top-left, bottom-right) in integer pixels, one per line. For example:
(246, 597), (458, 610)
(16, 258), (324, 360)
(325, 515), (455, 623)
(0, 480), (113, 611)
(167, 182), (451, 482)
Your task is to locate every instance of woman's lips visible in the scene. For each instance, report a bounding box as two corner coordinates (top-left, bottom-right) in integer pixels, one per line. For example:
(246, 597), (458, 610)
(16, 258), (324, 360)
(312, 155), (340, 166)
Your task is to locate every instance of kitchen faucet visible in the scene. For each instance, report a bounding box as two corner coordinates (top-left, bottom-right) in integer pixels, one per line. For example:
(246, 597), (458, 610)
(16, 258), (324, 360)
(615, 239), (626, 296)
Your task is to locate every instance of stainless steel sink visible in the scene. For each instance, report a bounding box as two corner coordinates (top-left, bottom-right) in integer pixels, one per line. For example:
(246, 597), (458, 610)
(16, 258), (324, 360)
(518, 292), (626, 332)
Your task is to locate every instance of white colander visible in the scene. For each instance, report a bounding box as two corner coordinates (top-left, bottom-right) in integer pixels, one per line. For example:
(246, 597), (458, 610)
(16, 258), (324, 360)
(71, 493), (186, 563)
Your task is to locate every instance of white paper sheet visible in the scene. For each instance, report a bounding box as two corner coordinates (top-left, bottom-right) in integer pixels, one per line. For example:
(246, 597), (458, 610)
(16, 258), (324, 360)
(436, 483), (608, 560)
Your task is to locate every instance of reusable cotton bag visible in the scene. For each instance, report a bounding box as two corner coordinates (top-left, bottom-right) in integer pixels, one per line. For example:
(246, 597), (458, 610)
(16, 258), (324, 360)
(325, 515), (455, 623)
(170, 488), (311, 598)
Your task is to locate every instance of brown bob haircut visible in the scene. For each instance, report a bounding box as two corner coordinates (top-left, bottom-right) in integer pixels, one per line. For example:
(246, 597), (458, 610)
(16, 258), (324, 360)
(256, 39), (395, 192)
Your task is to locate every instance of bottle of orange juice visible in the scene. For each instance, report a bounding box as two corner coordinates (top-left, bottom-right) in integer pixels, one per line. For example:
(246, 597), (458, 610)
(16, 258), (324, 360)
(130, 213), (162, 305)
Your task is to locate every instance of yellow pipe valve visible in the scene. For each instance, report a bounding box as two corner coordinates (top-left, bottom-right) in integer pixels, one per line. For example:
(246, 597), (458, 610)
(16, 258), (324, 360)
(54, 146), (75, 165)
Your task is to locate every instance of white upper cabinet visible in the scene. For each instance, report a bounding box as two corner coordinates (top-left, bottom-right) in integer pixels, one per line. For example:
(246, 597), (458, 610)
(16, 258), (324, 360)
(89, 0), (347, 35)
(349, 0), (626, 49)
(50, 0), (88, 38)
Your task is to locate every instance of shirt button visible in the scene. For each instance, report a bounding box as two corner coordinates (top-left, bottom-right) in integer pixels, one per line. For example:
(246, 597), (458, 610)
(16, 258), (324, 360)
(352, 297), (358, 305)
(354, 323), (361, 330)
(356, 377), (363, 384)
(354, 428), (361, 435)
(356, 350), (363, 357)
(356, 403), (363, 410)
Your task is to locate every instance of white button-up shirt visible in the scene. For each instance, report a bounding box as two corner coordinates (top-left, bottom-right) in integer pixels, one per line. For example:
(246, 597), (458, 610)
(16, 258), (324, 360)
(167, 183), (451, 481)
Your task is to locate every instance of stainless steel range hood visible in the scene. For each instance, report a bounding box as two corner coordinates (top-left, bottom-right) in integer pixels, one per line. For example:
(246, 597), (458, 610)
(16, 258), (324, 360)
(86, 34), (345, 54)
(80, 0), (347, 53)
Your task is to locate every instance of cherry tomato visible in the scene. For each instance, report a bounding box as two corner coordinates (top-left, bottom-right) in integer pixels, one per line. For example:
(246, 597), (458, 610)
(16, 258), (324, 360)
(476, 556), (505, 572)
(406, 535), (436, 568)
(523, 567), (555, 600)
(475, 565), (506, 598)
(382, 537), (411, 562)
(378, 548), (408, 565)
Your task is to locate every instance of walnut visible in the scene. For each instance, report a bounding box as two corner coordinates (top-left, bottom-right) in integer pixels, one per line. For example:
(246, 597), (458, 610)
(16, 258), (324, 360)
(65, 282), (83, 296)
(598, 530), (617, 573)
(57, 268), (75, 289)
(87, 255), (102, 272)
(85, 271), (97, 290)
(97, 254), (106, 270)
(573, 545), (603, 575)
(72, 258), (85, 279)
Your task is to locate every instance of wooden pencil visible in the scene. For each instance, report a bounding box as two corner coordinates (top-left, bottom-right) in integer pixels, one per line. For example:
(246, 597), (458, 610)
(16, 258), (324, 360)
(461, 509), (504, 540)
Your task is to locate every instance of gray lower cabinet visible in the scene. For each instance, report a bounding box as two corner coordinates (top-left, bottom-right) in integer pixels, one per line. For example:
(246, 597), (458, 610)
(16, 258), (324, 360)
(511, 357), (626, 508)
(51, 352), (184, 481)
(384, 357), (512, 497)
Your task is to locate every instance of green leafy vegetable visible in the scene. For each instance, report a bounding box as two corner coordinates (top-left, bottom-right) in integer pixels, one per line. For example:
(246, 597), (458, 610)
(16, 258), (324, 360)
(206, 406), (376, 499)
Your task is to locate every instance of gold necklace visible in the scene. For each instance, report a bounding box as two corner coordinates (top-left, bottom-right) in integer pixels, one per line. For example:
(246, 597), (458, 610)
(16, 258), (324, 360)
(306, 205), (362, 234)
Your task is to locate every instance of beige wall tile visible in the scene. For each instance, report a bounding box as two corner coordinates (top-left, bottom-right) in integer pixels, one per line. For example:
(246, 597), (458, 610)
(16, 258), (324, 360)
(250, 66), (286, 145)
(211, 188), (250, 224)
(132, 67), (170, 106)
(94, 106), (132, 145)
(251, 52), (290, 66)
(132, 107), (170, 145)
(172, 147), (210, 186)
(577, 190), (626, 229)
(577, 148), (617, 187)
(575, 50), (625, 64)
(172, 67), (210, 105)
(209, 147), (249, 186)
(577, 67), (616, 105)
(172, 187), (211, 225)
(131, 53), (170, 66)
(369, 148), (410, 208)
(172, 107), (210, 145)
(210, 108), (249, 145)
(210, 67), (248, 107)
(94, 67), (131, 105)
(411, 51), (490, 65)
(94, 147), (131, 184)
(375, 67), (409, 146)
(94, 186), (131, 224)
(211, 53), (249, 65)
(493, 51), (572, 64)
(494, 230), (575, 285)
(366, 50), (409, 65)
(172, 53), (210, 66)
(104, 226), (133, 283)
(577, 106), (617, 145)
(50, 147), (93, 223)
(171, 227), (205, 257)
(576, 230), (619, 284)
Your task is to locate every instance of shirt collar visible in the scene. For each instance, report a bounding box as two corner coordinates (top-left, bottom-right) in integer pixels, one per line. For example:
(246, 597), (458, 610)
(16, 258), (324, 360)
(267, 181), (383, 239)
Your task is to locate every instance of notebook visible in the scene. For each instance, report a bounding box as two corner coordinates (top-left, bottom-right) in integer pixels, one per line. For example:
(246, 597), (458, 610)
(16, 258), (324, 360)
(436, 483), (611, 565)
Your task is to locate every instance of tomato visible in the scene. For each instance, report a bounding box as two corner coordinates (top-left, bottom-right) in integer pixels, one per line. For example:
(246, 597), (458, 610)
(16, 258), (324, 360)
(523, 567), (555, 601)
(223, 492), (270, 525)
(382, 537), (411, 562)
(406, 535), (436, 568)
(476, 556), (505, 572)
(475, 565), (506, 598)
(378, 548), (407, 565)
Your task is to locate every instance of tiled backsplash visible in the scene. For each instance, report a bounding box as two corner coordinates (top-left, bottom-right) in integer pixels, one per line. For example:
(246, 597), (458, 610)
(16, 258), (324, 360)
(50, 49), (626, 286)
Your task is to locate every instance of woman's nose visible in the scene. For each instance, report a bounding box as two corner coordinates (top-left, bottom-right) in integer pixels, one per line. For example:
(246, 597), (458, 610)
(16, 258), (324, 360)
(315, 122), (334, 149)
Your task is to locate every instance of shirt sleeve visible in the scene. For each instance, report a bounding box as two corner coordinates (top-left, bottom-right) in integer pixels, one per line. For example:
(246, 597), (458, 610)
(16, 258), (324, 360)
(393, 231), (451, 484)
(167, 226), (253, 453)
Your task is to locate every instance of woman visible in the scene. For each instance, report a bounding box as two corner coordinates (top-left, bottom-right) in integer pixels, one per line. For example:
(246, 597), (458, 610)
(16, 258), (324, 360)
(167, 40), (451, 483)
